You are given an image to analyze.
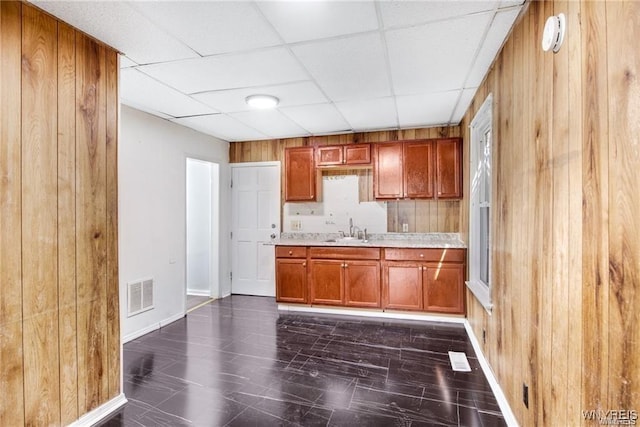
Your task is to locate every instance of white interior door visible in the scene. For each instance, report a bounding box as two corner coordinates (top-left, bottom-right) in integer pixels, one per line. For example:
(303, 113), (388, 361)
(231, 162), (280, 296)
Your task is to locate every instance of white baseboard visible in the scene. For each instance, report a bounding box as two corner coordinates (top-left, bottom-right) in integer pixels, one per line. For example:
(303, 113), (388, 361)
(277, 304), (466, 324)
(464, 321), (519, 427)
(122, 312), (186, 343)
(186, 289), (211, 297)
(67, 393), (127, 427)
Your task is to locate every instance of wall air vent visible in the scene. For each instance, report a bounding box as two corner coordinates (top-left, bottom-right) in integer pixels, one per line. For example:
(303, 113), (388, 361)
(127, 278), (154, 317)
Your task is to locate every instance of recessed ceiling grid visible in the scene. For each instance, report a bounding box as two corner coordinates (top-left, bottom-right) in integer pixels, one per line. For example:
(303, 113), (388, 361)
(31, 0), (525, 142)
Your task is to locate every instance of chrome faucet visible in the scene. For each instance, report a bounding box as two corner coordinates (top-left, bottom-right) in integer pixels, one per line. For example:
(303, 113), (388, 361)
(349, 218), (354, 237)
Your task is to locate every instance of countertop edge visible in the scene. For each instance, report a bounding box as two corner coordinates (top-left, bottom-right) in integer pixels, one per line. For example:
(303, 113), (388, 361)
(266, 239), (467, 249)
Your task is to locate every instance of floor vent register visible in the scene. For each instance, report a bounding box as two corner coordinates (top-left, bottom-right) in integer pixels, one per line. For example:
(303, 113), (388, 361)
(448, 351), (472, 372)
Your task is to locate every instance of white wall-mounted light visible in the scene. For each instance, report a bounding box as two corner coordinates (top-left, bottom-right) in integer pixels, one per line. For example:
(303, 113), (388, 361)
(245, 94), (279, 109)
(542, 13), (566, 53)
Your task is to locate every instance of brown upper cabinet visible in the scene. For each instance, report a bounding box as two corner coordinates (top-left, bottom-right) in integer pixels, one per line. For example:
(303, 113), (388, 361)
(316, 143), (371, 168)
(285, 147), (318, 202)
(435, 138), (462, 199)
(404, 141), (434, 198)
(373, 142), (404, 198)
(373, 138), (462, 200)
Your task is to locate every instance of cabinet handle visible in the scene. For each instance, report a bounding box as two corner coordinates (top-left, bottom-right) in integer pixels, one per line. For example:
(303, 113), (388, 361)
(344, 263), (348, 268)
(419, 253), (424, 258)
(302, 262), (306, 267)
(289, 251), (293, 255)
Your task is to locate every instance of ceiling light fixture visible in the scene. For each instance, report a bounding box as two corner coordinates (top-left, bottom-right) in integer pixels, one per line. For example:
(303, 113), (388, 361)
(245, 94), (279, 109)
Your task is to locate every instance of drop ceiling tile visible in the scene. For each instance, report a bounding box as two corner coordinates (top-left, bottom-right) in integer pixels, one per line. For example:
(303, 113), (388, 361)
(230, 110), (309, 139)
(257, 1), (378, 43)
(280, 104), (351, 134)
(386, 12), (492, 94)
(121, 69), (216, 118)
(132, 2), (280, 56)
(291, 33), (390, 102)
(451, 88), (479, 123)
(193, 82), (327, 113)
(466, 9), (521, 87)
(396, 91), (460, 128)
(335, 97), (398, 131)
(31, 1), (197, 64)
(139, 47), (308, 94)
(171, 114), (267, 142)
(120, 55), (137, 68)
(379, 1), (498, 29)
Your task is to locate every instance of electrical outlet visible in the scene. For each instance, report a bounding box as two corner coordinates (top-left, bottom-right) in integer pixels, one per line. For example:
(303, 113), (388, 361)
(291, 220), (302, 231)
(523, 383), (529, 408)
(482, 329), (486, 345)
(402, 223), (409, 232)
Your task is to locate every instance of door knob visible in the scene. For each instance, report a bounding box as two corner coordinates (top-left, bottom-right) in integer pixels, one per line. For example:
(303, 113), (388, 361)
(270, 233), (276, 239)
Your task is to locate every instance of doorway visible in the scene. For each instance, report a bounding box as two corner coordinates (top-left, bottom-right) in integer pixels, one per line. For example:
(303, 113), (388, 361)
(186, 158), (219, 311)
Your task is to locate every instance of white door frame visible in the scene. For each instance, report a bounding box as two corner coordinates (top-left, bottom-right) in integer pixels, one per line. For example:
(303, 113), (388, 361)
(230, 161), (281, 296)
(184, 155), (221, 311)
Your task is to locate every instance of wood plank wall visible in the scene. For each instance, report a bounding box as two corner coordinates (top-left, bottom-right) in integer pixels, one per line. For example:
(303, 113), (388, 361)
(0, 3), (120, 425)
(229, 127), (462, 233)
(461, 1), (640, 425)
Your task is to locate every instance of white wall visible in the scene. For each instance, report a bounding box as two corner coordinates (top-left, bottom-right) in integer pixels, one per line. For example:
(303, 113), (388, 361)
(186, 159), (212, 296)
(119, 106), (230, 341)
(283, 174), (387, 234)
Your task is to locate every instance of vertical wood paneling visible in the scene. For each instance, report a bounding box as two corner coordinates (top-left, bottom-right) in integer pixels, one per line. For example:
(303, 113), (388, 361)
(57, 21), (78, 425)
(0, 2), (24, 425)
(520, 9), (535, 427)
(581, 0), (610, 416)
(21, 6), (60, 425)
(605, 0), (640, 411)
(76, 33), (108, 414)
(509, 17), (524, 423)
(105, 49), (120, 400)
(1, 3), (120, 425)
(550, 1), (570, 424)
(462, 0), (639, 425)
(566, 1), (584, 422)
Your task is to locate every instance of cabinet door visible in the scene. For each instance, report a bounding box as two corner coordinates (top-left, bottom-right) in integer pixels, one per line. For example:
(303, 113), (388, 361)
(374, 142), (403, 199)
(309, 259), (344, 305)
(344, 260), (380, 308)
(382, 262), (423, 310)
(344, 144), (371, 165)
(423, 263), (465, 314)
(404, 141), (434, 198)
(435, 138), (462, 199)
(316, 146), (343, 166)
(276, 259), (307, 303)
(285, 147), (316, 201)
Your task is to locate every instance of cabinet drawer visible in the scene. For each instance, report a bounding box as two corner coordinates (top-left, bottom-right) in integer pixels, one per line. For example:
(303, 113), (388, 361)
(309, 247), (381, 260)
(383, 248), (466, 263)
(276, 246), (307, 258)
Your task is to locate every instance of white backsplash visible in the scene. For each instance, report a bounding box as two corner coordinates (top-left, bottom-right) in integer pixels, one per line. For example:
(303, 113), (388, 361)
(284, 175), (387, 233)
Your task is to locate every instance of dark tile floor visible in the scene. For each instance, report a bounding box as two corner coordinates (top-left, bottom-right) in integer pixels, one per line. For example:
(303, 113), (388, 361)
(98, 295), (506, 426)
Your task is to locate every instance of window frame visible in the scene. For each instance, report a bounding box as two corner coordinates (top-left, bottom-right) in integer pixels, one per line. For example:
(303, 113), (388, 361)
(466, 94), (493, 313)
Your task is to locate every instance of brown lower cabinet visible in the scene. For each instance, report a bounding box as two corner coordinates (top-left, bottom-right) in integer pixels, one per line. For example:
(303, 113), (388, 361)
(276, 245), (465, 315)
(275, 246), (308, 303)
(309, 247), (381, 308)
(382, 248), (466, 314)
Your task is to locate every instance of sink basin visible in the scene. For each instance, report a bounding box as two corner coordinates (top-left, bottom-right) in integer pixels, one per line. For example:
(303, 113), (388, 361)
(323, 236), (367, 243)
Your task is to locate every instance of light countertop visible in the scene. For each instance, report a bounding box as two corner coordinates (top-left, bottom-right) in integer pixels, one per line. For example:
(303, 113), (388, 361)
(268, 232), (466, 249)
